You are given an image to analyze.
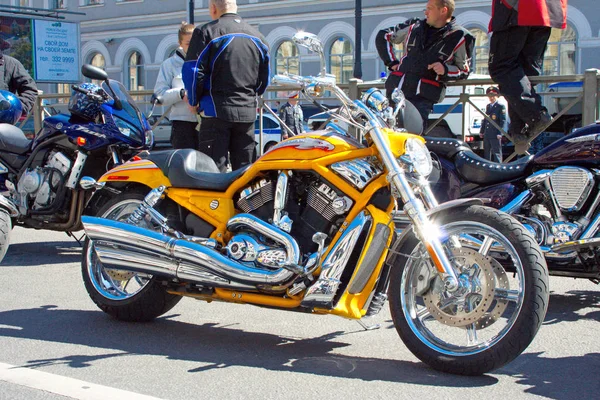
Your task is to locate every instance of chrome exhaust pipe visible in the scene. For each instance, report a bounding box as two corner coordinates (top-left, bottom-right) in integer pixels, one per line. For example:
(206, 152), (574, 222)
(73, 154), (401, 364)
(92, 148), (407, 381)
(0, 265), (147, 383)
(81, 214), (299, 288)
(550, 237), (600, 254)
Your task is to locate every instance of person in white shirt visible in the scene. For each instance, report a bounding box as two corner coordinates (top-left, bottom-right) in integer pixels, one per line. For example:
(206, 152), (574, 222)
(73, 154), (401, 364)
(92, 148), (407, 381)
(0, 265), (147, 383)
(153, 22), (198, 149)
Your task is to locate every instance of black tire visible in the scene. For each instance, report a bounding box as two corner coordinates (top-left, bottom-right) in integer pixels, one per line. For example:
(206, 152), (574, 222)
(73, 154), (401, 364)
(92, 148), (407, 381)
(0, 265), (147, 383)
(389, 205), (548, 375)
(0, 210), (11, 263)
(82, 190), (182, 322)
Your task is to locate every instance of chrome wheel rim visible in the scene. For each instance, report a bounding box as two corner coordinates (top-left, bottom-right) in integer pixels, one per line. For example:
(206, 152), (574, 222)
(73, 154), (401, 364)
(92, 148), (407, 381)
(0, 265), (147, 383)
(400, 221), (525, 355)
(86, 198), (153, 301)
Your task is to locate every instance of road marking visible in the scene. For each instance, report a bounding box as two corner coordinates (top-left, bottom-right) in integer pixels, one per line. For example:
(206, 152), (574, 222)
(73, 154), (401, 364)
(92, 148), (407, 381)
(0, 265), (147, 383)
(0, 362), (163, 400)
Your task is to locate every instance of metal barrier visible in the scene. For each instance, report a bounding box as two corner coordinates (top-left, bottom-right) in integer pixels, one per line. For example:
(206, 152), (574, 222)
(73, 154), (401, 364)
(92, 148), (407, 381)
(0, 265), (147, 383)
(347, 70), (600, 161)
(28, 70), (599, 161)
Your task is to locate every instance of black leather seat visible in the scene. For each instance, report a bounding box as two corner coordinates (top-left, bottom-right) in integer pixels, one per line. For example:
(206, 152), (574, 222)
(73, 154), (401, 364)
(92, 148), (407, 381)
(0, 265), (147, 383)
(0, 123), (31, 155)
(454, 150), (534, 185)
(147, 149), (250, 191)
(424, 137), (472, 160)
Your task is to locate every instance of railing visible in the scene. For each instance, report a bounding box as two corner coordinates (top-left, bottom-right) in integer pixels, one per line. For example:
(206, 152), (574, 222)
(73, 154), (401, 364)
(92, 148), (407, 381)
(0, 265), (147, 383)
(28, 69), (599, 161)
(348, 69), (600, 161)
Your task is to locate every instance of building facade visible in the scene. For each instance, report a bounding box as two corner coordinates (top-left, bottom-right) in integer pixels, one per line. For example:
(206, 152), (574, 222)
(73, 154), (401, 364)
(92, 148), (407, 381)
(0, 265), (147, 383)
(2, 0), (598, 96)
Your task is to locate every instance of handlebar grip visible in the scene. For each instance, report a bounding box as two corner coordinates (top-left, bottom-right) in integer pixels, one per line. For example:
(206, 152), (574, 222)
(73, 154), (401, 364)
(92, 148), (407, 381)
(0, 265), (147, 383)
(72, 85), (88, 95)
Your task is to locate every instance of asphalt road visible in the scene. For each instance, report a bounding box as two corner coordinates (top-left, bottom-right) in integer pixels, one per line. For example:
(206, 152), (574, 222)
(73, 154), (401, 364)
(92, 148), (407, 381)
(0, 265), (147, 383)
(0, 227), (598, 400)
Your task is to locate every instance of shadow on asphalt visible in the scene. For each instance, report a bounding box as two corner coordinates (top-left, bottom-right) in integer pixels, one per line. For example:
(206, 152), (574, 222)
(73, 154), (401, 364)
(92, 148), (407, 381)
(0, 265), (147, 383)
(0, 289), (598, 393)
(1, 240), (82, 267)
(0, 305), (498, 387)
(543, 289), (600, 324)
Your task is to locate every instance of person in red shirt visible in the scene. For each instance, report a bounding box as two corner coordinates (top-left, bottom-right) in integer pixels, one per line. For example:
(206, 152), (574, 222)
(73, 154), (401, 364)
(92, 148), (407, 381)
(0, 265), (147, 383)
(488, 0), (567, 153)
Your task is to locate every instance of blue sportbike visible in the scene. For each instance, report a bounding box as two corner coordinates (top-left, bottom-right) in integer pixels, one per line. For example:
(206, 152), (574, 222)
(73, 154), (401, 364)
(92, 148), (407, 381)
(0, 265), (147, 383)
(0, 64), (158, 261)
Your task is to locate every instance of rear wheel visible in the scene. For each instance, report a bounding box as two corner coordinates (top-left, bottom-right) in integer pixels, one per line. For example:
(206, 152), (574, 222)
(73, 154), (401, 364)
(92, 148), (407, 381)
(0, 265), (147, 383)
(81, 191), (181, 322)
(0, 210), (11, 263)
(389, 205), (548, 375)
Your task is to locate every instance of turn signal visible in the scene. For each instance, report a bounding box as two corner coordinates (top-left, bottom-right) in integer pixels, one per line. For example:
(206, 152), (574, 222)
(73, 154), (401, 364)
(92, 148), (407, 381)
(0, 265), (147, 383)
(76, 137), (87, 146)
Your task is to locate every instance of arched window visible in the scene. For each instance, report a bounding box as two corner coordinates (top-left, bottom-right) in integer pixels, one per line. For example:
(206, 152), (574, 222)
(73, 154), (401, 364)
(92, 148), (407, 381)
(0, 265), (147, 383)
(89, 53), (105, 69)
(543, 25), (577, 76)
(329, 37), (353, 84)
(275, 40), (299, 75)
(470, 28), (489, 75)
(86, 52), (106, 85)
(126, 51), (144, 91)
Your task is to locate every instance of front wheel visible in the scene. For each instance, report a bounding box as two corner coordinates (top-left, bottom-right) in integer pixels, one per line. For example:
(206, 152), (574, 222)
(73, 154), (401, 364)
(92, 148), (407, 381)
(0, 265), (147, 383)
(81, 190), (182, 322)
(389, 205), (549, 375)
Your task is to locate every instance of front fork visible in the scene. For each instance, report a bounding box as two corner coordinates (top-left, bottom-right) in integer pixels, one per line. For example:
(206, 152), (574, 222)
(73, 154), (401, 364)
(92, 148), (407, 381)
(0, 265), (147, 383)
(355, 101), (460, 291)
(398, 176), (460, 291)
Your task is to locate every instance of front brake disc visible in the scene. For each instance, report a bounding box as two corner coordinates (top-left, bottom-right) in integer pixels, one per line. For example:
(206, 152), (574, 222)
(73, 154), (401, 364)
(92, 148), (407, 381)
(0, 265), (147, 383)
(422, 247), (496, 327)
(472, 258), (509, 329)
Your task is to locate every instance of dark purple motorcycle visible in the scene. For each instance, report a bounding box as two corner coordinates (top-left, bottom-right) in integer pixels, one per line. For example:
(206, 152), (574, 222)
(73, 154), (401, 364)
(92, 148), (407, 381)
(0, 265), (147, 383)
(426, 122), (600, 283)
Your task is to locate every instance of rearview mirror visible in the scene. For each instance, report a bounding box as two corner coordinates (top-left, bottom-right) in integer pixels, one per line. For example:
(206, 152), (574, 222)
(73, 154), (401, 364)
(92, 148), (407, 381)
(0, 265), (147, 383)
(81, 64), (108, 82)
(293, 32), (323, 54)
(293, 32), (327, 77)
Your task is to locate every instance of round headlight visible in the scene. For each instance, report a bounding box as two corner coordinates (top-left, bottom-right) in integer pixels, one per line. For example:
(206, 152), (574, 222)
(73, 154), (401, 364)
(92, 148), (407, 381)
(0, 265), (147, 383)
(404, 138), (433, 177)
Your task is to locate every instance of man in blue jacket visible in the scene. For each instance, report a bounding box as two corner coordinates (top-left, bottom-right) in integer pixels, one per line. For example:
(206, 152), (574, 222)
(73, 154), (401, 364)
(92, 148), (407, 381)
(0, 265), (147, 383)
(480, 86), (506, 162)
(183, 0), (270, 172)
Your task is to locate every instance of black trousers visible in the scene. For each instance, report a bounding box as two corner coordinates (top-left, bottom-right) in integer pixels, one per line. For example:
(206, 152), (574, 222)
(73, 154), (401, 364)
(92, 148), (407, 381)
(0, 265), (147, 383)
(170, 120), (199, 150)
(407, 96), (434, 129)
(483, 132), (503, 163)
(488, 26), (551, 136)
(198, 117), (256, 172)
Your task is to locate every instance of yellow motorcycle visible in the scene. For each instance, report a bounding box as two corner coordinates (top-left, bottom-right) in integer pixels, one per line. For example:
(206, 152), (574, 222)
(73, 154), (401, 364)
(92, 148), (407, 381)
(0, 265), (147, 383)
(79, 33), (548, 376)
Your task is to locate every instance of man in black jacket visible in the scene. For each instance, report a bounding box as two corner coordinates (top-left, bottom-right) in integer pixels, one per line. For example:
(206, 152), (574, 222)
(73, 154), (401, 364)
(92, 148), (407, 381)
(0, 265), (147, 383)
(0, 47), (38, 117)
(488, 0), (567, 153)
(376, 0), (474, 131)
(183, 0), (270, 172)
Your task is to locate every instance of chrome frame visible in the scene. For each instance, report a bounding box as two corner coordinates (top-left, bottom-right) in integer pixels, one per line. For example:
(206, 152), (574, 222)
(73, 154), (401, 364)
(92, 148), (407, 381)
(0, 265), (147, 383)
(302, 211), (371, 308)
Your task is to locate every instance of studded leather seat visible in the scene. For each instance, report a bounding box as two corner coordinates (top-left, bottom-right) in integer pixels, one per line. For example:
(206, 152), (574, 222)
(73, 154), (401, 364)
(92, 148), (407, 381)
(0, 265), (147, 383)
(0, 123), (31, 155)
(424, 137), (472, 160)
(454, 150), (534, 185)
(147, 149), (249, 191)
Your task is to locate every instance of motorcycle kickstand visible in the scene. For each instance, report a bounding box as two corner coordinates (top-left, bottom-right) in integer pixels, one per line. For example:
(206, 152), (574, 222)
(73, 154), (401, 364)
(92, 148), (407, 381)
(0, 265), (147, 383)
(66, 231), (85, 246)
(356, 319), (381, 331)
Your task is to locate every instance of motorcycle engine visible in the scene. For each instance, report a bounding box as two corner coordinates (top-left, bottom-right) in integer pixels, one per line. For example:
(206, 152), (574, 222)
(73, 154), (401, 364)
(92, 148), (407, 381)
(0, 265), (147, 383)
(235, 172), (353, 258)
(17, 151), (72, 211)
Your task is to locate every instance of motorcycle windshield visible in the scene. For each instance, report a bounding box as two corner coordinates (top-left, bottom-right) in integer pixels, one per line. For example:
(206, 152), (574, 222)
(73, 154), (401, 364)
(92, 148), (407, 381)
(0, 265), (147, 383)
(102, 80), (147, 146)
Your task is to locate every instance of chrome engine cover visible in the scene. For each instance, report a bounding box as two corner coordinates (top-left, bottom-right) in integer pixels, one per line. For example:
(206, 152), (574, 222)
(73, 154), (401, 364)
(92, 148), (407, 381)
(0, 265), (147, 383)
(226, 233), (287, 269)
(330, 157), (382, 190)
(549, 167), (594, 212)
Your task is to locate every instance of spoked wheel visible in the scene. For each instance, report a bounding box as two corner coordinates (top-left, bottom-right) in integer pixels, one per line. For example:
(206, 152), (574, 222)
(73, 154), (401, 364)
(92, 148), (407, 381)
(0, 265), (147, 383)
(82, 191), (181, 322)
(389, 205), (549, 375)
